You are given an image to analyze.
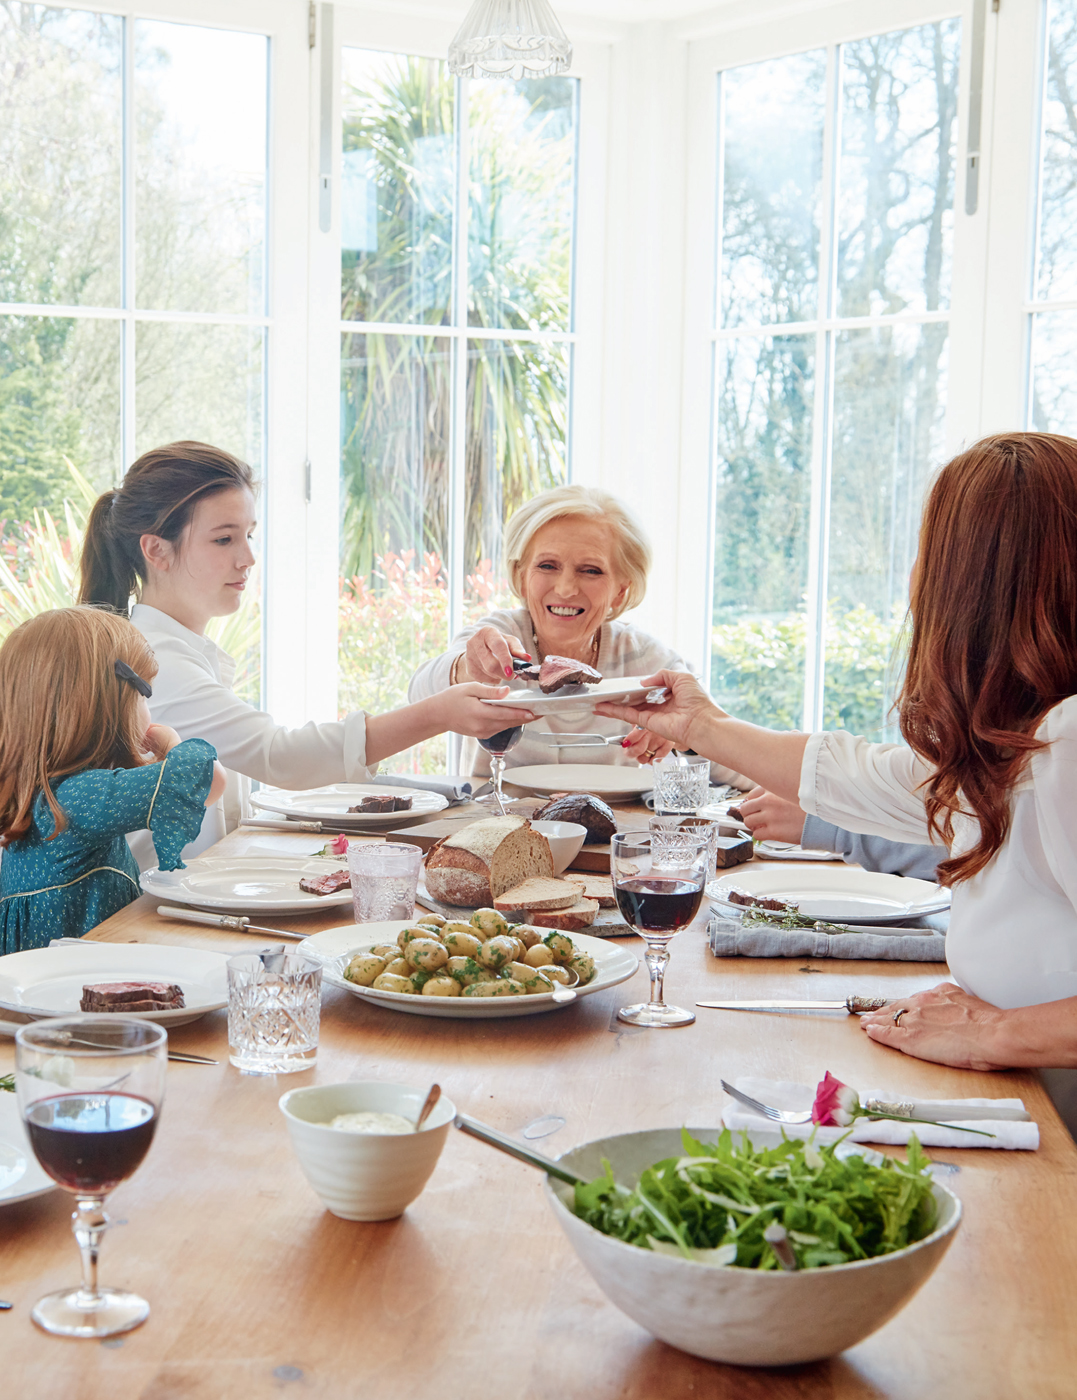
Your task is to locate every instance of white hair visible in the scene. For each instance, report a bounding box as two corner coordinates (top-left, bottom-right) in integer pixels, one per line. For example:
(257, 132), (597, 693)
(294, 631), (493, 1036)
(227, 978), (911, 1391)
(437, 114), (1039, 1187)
(504, 484), (652, 619)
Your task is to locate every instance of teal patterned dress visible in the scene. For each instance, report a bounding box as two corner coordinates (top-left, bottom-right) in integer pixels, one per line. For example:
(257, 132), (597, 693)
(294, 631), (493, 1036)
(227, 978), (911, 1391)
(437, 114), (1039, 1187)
(0, 738), (216, 953)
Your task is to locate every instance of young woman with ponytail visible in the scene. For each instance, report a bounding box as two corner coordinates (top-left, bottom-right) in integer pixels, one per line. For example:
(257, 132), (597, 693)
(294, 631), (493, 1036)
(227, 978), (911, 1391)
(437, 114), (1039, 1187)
(79, 442), (535, 859)
(599, 433), (1077, 1105)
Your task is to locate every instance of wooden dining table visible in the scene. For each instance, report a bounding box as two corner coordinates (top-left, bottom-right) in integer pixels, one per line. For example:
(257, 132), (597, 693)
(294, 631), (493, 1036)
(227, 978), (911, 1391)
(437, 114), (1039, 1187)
(3, 820), (1076, 1399)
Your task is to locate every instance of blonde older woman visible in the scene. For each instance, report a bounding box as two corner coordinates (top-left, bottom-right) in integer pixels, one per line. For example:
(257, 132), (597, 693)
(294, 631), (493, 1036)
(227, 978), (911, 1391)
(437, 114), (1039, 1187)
(409, 485), (746, 784)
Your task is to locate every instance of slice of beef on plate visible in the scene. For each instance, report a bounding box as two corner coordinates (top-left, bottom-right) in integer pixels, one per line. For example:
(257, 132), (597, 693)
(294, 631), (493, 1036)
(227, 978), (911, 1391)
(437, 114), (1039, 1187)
(537, 655), (603, 694)
(80, 981), (185, 1012)
(299, 869), (352, 896)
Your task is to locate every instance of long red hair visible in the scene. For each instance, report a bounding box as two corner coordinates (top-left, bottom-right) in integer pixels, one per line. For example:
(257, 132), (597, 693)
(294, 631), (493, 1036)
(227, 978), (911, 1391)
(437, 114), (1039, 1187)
(899, 432), (1077, 883)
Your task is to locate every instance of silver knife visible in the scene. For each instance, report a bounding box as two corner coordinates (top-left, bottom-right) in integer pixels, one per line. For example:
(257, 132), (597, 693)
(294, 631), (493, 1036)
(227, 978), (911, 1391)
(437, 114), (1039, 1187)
(697, 996), (892, 1014)
(860, 1096), (1031, 1122)
(156, 905), (309, 940)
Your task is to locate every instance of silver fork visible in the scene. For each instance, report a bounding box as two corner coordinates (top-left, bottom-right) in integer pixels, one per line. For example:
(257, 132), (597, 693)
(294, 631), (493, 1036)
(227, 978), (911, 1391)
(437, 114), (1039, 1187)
(720, 1079), (812, 1124)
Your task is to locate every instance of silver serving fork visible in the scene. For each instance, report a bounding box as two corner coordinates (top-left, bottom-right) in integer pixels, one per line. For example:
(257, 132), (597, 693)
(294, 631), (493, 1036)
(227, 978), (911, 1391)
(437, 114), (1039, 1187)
(536, 733), (626, 749)
(720, 1079), (813, 1124)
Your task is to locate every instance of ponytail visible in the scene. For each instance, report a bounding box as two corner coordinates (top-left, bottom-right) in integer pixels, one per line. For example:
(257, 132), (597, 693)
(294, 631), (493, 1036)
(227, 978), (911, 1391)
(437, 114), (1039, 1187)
(80, 491), (141, 614)
(79, 441), (255, 614)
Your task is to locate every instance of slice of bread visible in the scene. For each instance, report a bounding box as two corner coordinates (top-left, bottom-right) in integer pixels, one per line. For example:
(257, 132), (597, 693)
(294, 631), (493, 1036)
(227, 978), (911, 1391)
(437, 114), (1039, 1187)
(527, 898), (599, 930)
(493, 877), (581, 912)
(565, 875), (616, 908)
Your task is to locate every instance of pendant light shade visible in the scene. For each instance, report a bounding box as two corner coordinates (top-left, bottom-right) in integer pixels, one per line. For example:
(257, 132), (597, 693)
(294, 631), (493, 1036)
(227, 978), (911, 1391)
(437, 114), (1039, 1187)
(448, 0), (572, 79)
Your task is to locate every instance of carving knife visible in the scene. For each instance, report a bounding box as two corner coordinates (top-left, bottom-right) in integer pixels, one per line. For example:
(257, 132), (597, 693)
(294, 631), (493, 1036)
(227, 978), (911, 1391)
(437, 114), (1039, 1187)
(697, 996), (892, 1014)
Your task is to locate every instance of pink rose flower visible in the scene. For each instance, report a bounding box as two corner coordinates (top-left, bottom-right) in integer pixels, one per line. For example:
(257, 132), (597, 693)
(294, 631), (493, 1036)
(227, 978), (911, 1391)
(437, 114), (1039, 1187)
(329, 833), (349, 856)
(811, 1070), (861, 1126)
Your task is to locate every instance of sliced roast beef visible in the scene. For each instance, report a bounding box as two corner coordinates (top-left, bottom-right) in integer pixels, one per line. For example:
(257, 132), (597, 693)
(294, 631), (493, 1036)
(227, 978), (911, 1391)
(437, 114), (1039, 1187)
(537, 655), (603, 693)
(347, 795), (413, 813)
(299, 869), (352, 896)
(80, 982), (185, 1013)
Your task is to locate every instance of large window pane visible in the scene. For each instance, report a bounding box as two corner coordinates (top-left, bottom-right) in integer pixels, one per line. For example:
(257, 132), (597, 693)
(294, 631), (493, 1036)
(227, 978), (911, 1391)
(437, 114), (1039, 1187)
(0, 5), (121, 308)
(135, 21), (267, 315)
(824, 323), (948, 739)
(719, 53), (825, 329)
(468, 78), (577, 332)
(339, 333), (450, 772)
(837, 21), (960, 318)
(1036, 1), (1077, 301)
(340, 52), (454, 327)
(0, 316), (121, 525)
(711, 335), (814, 728)
(463, 340), (569, 623)
(135, 323), (264, 468)
(1030, 312), (1077, 433)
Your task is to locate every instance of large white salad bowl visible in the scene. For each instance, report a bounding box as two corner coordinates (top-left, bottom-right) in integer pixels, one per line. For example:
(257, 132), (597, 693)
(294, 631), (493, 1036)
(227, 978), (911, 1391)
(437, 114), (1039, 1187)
(545, 1126), (962, 1366)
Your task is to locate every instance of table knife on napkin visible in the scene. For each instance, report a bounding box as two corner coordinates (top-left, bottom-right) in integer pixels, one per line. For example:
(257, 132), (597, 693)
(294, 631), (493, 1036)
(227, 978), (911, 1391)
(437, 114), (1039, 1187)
(697, 996), (892, 1014)
(155, 905), (309, 941)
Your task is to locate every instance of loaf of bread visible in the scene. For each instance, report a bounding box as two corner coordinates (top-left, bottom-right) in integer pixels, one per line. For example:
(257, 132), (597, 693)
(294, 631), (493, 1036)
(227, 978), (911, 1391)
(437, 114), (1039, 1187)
(424, 815), (554, 907)
(493, 877), (581, 912)
(532, 793), (617, 844)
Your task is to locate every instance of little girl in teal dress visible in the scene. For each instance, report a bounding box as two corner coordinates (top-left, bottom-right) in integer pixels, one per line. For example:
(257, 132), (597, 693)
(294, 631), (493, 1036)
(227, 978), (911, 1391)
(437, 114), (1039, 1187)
(0, 607), (225, 952)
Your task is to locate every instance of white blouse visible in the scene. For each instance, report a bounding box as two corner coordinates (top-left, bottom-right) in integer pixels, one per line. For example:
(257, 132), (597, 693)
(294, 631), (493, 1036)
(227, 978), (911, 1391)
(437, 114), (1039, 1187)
(408, 607), (748, 787)
(130, 604), (374, 859)
(799, 696), (1077, 1011)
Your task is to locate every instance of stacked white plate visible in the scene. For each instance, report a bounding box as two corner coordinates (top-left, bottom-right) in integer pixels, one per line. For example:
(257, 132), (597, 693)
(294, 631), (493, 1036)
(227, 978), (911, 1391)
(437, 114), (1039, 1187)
(141, 854), (353, 915)
(708, 865), (950, 925)
(250, 783), (447, 829)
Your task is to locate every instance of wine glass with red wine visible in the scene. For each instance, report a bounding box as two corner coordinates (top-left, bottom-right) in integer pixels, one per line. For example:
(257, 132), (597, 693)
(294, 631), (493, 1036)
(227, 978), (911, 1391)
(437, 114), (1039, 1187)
(15, 1016), (168, 1338)
(476, 724), (524, 815)
(612, 830), (709, 1028)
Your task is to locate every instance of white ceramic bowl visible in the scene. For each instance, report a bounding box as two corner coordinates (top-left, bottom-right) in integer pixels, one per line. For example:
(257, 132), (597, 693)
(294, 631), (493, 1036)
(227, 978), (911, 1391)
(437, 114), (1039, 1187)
(546, 1127), (962, 1366)
(531, 820), (587, 874)
(279, 1081), (455, 1221)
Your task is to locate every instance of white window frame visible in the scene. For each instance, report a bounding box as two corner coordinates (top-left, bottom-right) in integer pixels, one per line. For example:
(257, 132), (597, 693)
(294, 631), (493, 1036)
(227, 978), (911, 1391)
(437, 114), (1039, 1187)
(681, 0), (1045, 725)
(302, 4), (611, 726)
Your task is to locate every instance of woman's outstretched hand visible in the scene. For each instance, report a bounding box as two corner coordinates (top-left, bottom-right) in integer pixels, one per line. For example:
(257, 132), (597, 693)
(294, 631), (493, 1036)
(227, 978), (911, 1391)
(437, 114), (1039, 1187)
(736, 787), (806, 844)
(458, 627), (533, 684)
(438, 683), (537, 740)
(859, 983), (1011, 1071)
(594, 670), (722, 754)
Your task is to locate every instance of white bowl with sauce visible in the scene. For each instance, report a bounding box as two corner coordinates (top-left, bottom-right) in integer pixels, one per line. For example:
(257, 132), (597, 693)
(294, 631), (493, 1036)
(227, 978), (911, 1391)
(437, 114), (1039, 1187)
(279, 1081), (455, 1221)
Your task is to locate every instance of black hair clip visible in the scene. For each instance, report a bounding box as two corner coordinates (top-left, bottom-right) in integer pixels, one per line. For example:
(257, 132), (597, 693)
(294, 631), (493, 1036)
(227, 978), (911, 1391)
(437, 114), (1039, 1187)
(114, 659), (152, 698)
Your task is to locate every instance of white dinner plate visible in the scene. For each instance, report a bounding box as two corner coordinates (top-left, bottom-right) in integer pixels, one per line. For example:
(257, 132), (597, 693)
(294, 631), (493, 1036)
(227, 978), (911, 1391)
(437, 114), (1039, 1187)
(0, 1094), (55, 1208)
(754, 842), (844, 861)
(249, 783), (448, 828)
(707, 864), (950, 924)
(504, 764), (654, 799)
(481, 676), (669, 719)
(141, 855), (353, 915)
(0, 944), (230, 1027)
(303, 921), (638, 1019)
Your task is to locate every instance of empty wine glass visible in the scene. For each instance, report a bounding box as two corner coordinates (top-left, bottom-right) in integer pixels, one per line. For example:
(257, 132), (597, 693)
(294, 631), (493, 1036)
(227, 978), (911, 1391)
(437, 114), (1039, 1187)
(15, 1016), (167, 1338)
(612, 830), (709, 1028)
(476, 724), (524, 814)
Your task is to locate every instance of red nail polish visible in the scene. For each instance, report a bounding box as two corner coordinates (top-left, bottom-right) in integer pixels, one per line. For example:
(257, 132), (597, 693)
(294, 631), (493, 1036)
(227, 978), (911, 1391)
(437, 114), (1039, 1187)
(621, 738), (630, 747)
(504, 666), (512, 677)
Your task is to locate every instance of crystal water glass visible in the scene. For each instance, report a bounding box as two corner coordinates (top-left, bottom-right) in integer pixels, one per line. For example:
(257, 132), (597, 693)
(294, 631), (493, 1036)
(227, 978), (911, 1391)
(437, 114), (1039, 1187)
(612, 831), (709, 1028)
(227, 951), (322, 1074)
(347, 840), (422, 922)
(651, 755), (710, 815)
(650, 814), (721, 879)
(15, 1016), (167, 1338)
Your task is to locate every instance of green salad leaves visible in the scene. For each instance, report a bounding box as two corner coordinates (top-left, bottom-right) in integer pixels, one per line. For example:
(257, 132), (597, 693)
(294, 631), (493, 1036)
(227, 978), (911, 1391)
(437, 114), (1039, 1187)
(572, 1128), (938, 1270)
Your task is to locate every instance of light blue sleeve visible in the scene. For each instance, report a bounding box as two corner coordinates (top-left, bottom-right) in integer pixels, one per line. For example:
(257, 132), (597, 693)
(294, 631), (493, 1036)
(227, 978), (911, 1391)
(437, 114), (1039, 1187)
(800, 814), (943, 882)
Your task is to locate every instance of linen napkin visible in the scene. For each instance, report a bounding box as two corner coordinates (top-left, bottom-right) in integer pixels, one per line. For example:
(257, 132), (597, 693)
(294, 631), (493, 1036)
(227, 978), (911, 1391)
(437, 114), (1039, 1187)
(707, 917), (947, 962)
(378, 774), (473, 803)
(723, 1076), (1039, 1150)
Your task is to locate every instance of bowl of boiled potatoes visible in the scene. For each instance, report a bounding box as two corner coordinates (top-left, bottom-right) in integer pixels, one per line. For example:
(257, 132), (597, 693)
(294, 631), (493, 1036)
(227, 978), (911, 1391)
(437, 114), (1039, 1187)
(341, 909), (597, 1001)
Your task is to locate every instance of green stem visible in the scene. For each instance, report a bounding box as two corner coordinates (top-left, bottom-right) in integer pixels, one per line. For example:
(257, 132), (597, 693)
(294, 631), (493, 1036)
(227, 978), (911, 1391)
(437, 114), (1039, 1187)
(859, 1110), (995, 1139)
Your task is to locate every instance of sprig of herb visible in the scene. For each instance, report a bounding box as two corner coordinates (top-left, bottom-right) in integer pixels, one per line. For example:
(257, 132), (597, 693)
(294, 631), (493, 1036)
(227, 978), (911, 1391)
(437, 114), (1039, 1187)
(740, 904), (855, 935)
(0, 1074), (14, 1093)
(573, 1128), (937, 1269)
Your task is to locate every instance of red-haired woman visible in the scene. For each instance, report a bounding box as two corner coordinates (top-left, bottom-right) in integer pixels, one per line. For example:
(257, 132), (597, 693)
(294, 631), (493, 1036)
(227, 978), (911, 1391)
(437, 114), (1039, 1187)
(599, 433), (1077, 1099)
